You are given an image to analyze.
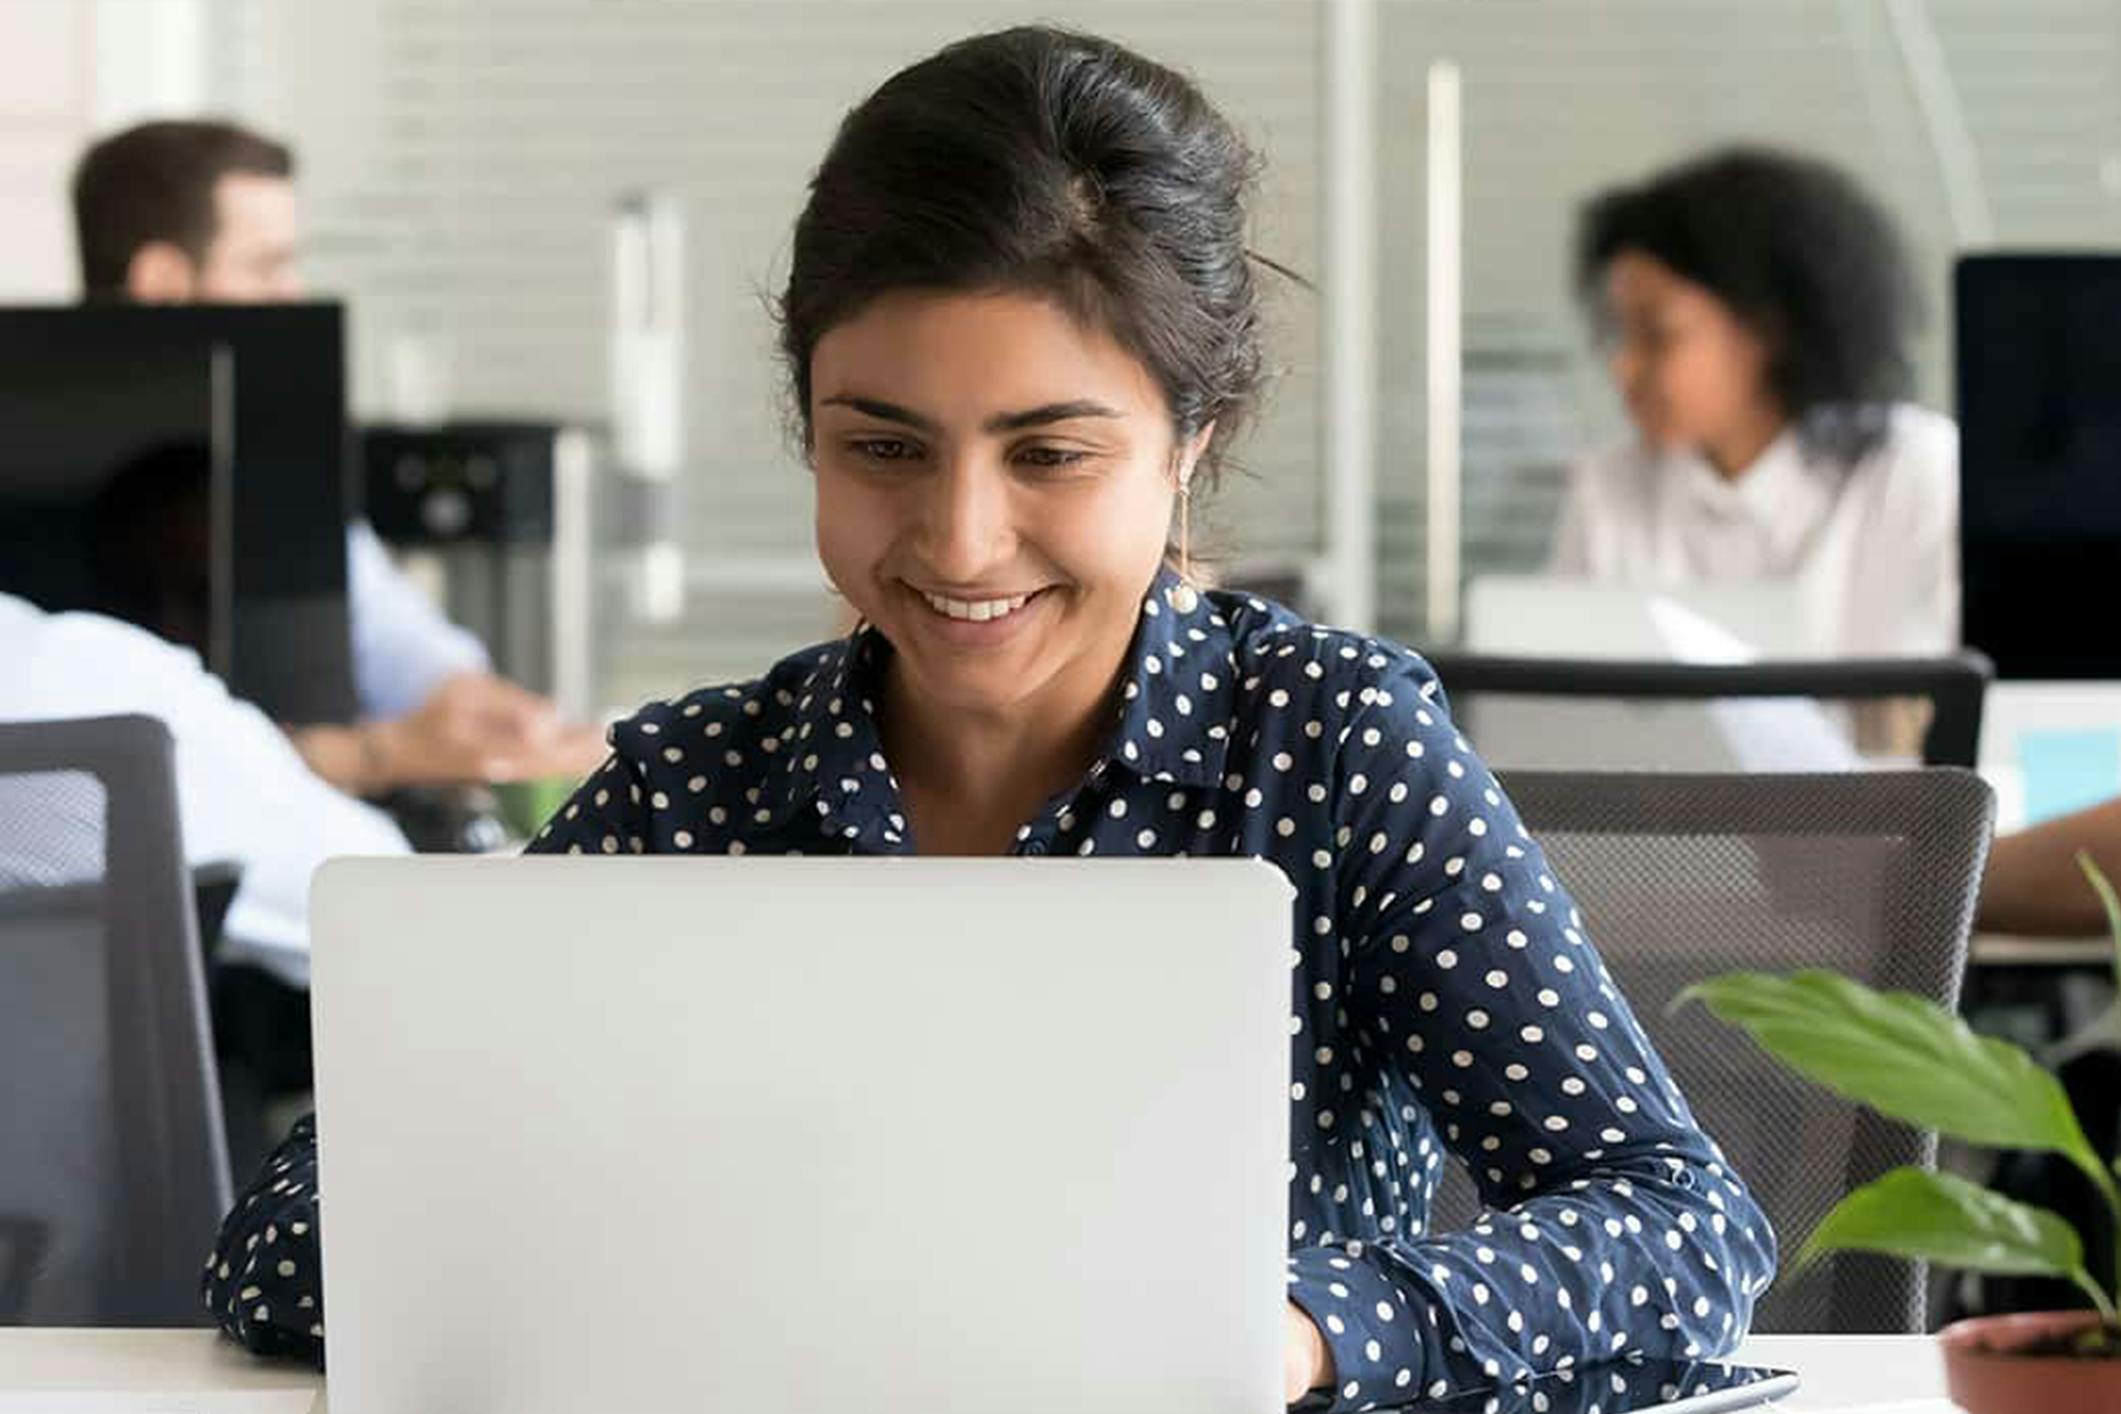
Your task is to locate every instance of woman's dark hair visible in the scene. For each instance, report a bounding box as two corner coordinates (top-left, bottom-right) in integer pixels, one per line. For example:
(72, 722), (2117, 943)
(778, 26), (1271, 490)
(1576, 146), (1922, 466)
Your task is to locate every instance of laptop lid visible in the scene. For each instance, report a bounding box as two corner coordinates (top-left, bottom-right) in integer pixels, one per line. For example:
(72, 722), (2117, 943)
(1465, 576), (1808, 661)
(311, 856), (1292, 1414)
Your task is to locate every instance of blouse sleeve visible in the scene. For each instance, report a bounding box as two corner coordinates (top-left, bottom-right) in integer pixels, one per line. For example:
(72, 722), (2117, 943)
(522, 698), (752, 856)
(200, 739), (648, 1361)
(524, 736), (655, 855)
(202, 1114), (325, 1366)
(1281, 655), (1777, 1409)
(1883, 412), (1961, 655)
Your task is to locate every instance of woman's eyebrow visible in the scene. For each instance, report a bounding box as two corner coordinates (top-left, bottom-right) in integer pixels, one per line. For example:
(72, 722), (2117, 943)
(982, 400), (1124, 433)
(818, 395), (937, 432)
(819, 395), (1125, 435)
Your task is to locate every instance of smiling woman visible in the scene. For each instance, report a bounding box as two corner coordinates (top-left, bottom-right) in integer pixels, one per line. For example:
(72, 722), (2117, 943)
(808, 288), (1209, 854)
(781, 26), (1266, 857)
(205, 25), (1775, 1410)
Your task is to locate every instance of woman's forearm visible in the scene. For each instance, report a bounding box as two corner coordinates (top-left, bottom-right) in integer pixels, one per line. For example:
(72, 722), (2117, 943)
(1978, 796), (2121, 937)
(204, 1114), (325, 1366)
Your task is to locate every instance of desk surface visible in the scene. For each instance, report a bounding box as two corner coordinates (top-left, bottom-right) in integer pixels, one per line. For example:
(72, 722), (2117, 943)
(0, 1329), (1953, 1412)
(1971, 930), (2114, 967)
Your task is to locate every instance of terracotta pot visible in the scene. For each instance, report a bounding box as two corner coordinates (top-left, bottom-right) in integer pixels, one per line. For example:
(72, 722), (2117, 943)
(1936, 1310), (2121, 1414)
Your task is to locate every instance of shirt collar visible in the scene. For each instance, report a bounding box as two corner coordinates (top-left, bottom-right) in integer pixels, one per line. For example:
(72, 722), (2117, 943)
(762, 567), (1241, 838)
(1675, 429), (1843, 565)
(1107, 565), (1241, 789)
(1678, 427), (1807, 523)
(762, 635), (904, 846)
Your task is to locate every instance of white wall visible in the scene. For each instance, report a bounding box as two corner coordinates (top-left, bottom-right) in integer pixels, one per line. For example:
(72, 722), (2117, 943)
(0, 0), (93, 300)
(0, 0), (214, 302)
(91, 0), (209, 129)
(53, 2), (2121, 682)
(1371, 0), (2121, 642)
(210, 0), (1327, 705)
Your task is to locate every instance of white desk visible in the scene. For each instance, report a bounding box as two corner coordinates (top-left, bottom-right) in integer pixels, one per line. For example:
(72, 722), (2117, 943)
(0, 1329), (1954, 1412)
(1738, 1335), (1949, 1409)
(0, 1329), (320, 1409)
(1970, 930), (2113, 968)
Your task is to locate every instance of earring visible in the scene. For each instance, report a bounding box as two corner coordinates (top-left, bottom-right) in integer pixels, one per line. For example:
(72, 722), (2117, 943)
(1167, 478), (1200, 614)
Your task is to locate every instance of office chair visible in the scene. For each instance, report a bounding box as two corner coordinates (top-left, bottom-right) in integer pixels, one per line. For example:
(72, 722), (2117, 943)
(1420, 651), (1994, 769)
(1426, 769), (1993, 1335)
(0, 715), (232, 1325)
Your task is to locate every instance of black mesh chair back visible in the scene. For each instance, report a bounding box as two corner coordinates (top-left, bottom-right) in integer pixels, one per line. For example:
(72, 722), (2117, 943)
(0, 715), (232, 1325)
(1427, 769), (1992, 1335)
(1421, 652), (1993, 770)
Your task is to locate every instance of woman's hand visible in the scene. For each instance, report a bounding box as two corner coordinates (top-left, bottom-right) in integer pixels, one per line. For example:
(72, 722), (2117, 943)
(1284, 1300), (1333, 1405)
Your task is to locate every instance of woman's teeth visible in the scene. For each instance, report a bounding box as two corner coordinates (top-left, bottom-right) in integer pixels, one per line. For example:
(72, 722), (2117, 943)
(920, 590), (1032, 623)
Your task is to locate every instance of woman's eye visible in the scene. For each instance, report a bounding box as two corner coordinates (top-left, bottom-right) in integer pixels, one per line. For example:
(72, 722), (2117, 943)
(1016, 445), (1088, 469)
(852, 438), (920, 462)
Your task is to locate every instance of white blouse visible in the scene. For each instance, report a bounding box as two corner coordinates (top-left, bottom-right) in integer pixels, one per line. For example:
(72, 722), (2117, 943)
(1548, 404), (1960, 658)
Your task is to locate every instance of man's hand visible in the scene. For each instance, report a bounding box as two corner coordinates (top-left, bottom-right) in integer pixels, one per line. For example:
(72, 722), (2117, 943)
(1285, 1300), (1333, 1405)
(371, 671), (606, 786)
(295, 672), (607, 794)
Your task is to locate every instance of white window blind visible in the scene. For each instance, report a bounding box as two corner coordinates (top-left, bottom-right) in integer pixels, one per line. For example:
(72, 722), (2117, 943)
(206, 0), (1323, 710)
(1374, 0), (2121, 648)
(205, 0), (2121, 696)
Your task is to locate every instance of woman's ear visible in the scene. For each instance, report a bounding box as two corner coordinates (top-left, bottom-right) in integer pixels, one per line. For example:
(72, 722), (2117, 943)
(1175, 421), (1217, 491)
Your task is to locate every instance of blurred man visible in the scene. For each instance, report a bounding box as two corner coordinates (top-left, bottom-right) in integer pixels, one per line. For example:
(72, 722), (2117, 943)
(71, 118), (604, 792)
(1, 589), (408, 984)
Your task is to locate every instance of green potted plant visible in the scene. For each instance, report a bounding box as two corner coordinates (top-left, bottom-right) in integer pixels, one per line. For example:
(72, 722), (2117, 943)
(1676, 854), (2121, 1414)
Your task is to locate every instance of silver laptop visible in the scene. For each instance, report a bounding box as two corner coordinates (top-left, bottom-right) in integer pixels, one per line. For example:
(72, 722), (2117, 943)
(310, 856), (1293, 1414)
(1459, 576), (1858, 772)
(1464, 575), (1809, 660)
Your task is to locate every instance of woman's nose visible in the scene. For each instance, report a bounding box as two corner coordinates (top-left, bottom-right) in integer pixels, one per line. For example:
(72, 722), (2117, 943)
(1610, 344), (1643, 397)
(917, 456), (1013, 580)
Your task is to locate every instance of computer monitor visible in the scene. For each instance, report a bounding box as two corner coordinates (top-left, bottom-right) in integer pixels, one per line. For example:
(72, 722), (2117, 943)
(0, 303), (356, 723)
(1957, 254), (2121, 680)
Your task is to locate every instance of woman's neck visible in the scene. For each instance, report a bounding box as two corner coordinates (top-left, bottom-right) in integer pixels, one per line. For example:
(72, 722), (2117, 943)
(1701, 406), (1788, 483)
(879, 642), (1128, 856)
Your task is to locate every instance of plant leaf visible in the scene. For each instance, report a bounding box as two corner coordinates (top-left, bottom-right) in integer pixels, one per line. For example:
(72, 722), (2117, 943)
(1672, 970), (2095, 1161)
(1795, 1168), (2117, 1322)
(2076, 851), (2121, 994)
(1796, 1167), (2085, 1277)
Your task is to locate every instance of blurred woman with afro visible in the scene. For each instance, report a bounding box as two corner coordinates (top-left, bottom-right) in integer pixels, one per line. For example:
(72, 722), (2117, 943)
(1552, 147), (1954, 659)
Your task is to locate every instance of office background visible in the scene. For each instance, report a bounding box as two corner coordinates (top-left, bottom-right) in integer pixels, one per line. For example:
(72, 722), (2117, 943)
(5, 0), (2119, 709)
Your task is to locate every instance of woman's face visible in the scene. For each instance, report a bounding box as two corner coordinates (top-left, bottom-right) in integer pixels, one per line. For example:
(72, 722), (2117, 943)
(1601, 250), (1778, 455)
(810, 288), (1202, 721)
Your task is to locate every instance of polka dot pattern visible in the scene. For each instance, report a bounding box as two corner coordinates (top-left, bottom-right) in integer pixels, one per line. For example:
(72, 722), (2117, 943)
(201, 1114), (325, 1364)
(204, 569), (1774, 1404)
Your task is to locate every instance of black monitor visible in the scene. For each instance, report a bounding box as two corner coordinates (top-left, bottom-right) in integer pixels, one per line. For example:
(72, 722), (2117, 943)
(0, 303), (356, 723)
(1957, 254), (2121, 679)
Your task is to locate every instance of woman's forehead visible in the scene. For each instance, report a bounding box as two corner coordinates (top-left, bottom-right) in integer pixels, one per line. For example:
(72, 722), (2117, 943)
(1605, 251), (1718, 314)
(810, 288), (1168, 426)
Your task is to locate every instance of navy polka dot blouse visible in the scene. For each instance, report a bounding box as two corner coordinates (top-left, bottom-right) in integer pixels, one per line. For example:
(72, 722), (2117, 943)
(206, 569), (1775, 1407)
